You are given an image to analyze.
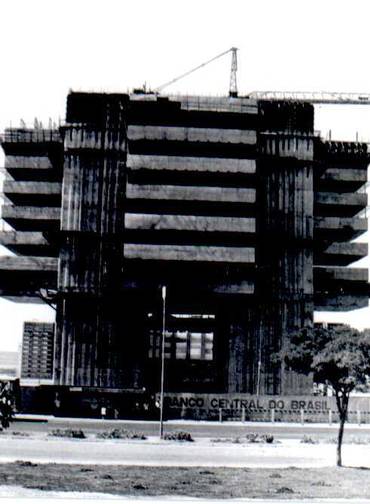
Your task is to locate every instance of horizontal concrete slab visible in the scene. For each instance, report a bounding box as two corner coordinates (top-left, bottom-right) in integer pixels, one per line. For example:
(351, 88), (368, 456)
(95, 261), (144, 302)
(314, 216), (367, 233)
(125, 214), (256, 233)
(126, 184), (256, 203)
(128, 126), (257, 144)
(315, 242), (368, 267)
(0, 256), (57, 271)
(1, 206), (60, 220)
(320, 167), (367, 182)
(176, 96), (258, 114)
(315, 294), (369, 312)
(322, 241), (368, 257)
(124, 244), (255, 263)
(315, 191), (367, 207)
(3, 181), (62, 195)
(130, 94), (258, 114)
(5, 155), (53, 169)
(314, 266), (368, 282)
(127, 155), (256, 174)
(0, 231), (49, 246)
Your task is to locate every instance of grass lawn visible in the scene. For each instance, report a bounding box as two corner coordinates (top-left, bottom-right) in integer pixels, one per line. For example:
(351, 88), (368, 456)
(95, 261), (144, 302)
(2, 462), (370, 499)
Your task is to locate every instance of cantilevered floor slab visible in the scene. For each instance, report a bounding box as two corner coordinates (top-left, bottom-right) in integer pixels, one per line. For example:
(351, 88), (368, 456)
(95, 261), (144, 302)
(314, 266), (370, 311)
(0, 231), (57, 256)
(314, 216), (367, 241)
(314, 242), (368, 266)
(3, 181), (62, 206)
(0, 256), (57, 302)
(1, 206), (60, 231)
(0, 256), (57, 271)
(315, 191), (367, 218)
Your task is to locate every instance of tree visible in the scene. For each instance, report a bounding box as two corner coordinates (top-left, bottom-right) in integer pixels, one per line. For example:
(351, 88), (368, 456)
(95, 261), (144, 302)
(0, 382), (14, 429)
(278, 325), (370, 467)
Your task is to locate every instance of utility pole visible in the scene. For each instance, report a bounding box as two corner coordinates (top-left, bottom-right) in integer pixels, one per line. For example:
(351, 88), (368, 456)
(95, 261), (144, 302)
(159, 285), (167, 439)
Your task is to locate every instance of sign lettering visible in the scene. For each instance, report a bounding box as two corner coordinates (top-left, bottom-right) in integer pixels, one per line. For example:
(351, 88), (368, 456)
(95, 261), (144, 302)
(160, 394), (336, 412)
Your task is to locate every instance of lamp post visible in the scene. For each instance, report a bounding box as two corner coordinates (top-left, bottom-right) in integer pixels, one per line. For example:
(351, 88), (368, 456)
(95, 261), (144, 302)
(159, 285), (166, 438)
(256, 329), (263, 396)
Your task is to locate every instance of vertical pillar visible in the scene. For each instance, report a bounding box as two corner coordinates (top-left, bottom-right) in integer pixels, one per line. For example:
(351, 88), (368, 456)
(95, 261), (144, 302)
(256, 119), (315, 395)
(55, 94), (129, 388)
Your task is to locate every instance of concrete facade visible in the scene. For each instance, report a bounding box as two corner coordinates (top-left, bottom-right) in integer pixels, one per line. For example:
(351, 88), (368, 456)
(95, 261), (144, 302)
(0, 92), (368, 405)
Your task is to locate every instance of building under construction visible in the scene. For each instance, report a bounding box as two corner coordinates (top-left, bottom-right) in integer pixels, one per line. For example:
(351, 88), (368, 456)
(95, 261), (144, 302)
(0, 91), (369, 415)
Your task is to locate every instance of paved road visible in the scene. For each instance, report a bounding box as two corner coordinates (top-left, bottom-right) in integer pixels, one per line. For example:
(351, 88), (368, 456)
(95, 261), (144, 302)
(0, 436), (335, 467)
(1, 433), (370, 469)
(0, 490), (368, 504)
(0, 488), (368, 504)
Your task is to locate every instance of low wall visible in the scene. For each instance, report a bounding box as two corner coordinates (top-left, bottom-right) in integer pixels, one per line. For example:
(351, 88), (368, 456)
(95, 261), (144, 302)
(19, 387), (370, 423)
(160, 393), (370, 423)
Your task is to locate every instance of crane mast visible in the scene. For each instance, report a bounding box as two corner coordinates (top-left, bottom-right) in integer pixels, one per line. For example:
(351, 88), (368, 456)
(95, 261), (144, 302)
(154, 47), (239, 96)
(229, 47), (238, 97)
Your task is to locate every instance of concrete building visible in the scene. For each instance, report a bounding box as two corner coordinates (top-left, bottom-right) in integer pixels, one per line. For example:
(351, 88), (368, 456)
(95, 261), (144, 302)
(0, 91), (368, 414)
(21, 322), (54, 382)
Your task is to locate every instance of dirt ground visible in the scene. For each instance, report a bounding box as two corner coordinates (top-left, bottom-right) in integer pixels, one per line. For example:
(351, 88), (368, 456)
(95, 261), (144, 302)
(1, 461), (370, 499)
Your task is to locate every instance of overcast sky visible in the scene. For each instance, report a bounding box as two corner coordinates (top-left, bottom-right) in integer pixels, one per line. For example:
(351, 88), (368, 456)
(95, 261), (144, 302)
(1, 0), (370, 351)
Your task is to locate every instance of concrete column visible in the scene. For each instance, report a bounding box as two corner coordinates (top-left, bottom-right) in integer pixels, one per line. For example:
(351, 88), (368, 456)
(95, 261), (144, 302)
(256, 132), (315, 395)
(55, 96), (129, 389)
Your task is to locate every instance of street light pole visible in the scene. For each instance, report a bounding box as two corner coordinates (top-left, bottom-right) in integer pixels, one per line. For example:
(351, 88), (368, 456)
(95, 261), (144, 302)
(159, 285), (166, 439)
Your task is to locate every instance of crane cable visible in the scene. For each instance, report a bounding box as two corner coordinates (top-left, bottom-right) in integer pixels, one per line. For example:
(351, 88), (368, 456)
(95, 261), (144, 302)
(154, 47), (237, 93)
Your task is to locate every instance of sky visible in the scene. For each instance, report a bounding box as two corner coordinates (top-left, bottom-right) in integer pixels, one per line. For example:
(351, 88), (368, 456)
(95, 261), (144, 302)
(1, 0), (370, 350)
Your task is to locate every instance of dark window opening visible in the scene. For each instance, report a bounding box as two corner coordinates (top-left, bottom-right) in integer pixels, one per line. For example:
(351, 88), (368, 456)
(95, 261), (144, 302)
(148, 313), (214, 361)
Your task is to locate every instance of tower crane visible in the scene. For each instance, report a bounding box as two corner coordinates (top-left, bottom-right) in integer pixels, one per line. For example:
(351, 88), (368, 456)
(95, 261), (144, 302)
(154, 48), (370, 105)
(154, 47), (238, 97)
